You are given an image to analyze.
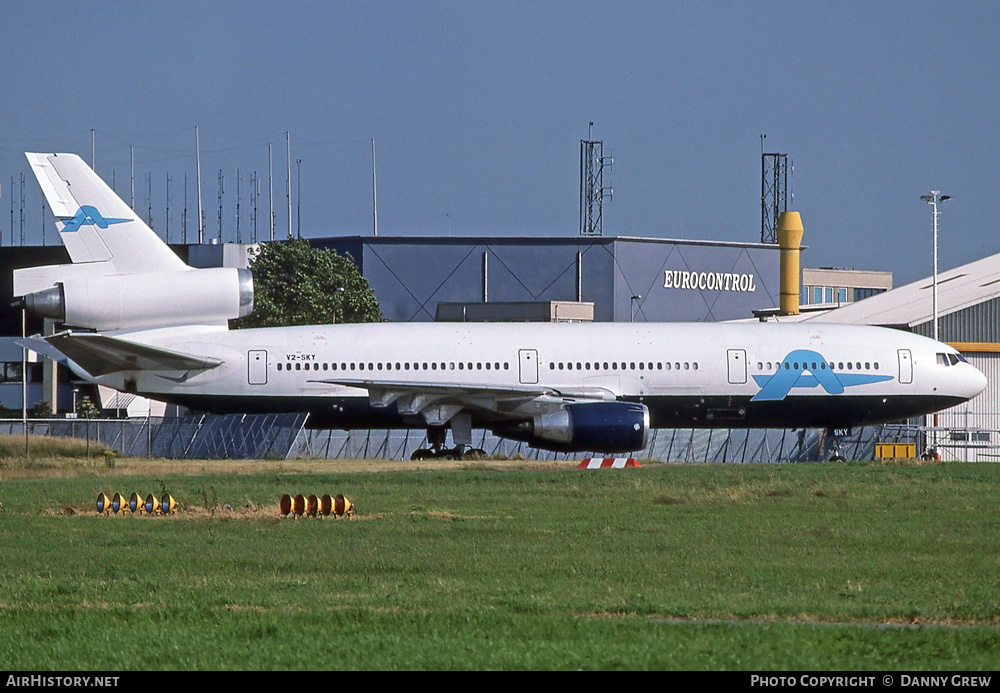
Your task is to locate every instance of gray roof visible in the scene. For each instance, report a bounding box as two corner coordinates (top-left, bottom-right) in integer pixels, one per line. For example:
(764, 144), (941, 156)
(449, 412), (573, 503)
(802, 252), (1000, 328)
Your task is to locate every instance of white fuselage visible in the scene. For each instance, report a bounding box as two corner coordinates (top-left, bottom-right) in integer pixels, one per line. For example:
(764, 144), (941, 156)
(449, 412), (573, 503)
(87, 320), (985, 431)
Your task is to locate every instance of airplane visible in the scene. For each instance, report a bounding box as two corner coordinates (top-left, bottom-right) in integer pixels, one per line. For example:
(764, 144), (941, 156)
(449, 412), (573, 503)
(12, 152), (988, 460)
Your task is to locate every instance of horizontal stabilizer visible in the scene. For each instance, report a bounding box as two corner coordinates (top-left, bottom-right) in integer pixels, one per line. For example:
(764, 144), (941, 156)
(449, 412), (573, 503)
(45, 332), (223, 377)
(14, 336), (69, 365)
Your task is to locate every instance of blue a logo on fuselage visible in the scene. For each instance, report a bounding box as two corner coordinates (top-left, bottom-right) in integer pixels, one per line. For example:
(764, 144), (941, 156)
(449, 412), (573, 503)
(751, 349), (893, 401)
(61, 206), (131, 233)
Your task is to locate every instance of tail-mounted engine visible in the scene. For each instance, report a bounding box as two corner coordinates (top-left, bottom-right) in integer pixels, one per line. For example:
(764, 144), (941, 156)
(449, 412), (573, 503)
(19, 267), (254, 330)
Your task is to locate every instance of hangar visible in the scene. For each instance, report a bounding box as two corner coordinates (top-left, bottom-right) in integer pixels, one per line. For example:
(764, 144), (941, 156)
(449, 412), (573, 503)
(798, 252), (1000, 461)
(311, 235), (782, 324)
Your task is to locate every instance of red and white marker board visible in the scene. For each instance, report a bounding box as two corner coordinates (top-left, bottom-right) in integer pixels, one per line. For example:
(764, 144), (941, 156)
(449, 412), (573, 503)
(577, 458), (641, 469)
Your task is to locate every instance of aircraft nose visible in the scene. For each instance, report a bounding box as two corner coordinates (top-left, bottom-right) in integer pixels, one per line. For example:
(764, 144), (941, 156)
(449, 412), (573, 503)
(962, 363), (988, 400)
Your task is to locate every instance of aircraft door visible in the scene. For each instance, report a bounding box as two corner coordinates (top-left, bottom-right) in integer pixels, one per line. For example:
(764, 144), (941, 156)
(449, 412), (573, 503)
(519, 349), (539, 384)
(727, 349), (747, 384)
(248, 350), (268, 385)
(898, 349), (913, 385)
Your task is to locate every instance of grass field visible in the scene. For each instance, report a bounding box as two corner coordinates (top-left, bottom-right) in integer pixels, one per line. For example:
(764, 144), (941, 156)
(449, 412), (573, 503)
(1, 449), (998, 670)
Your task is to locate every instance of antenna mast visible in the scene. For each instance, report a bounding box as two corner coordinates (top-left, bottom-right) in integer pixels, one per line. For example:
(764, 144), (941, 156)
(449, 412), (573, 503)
(165, 173), (171, 242)
(760, 135), (789, 244)
(236, 169), (242, 243)
(196, 126), (204, 244)
(130, 145), (135, 211)
(286, 132), (292, 240)
(146, 173), (153, 229)
(217, 169), (225, 243)
(580, 122), (613, 236)
(268, 142), (274, 241)
(372, 138), (378, 237)
(183, 173), (188, 244)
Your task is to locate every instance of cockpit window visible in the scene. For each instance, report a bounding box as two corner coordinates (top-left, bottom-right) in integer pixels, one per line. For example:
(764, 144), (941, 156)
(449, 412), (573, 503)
(937, 352), (965, 366)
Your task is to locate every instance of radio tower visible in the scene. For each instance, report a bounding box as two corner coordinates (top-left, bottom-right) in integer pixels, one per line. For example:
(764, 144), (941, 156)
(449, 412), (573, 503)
(580, 122), (613, 236)
(760, 135), (789, 244)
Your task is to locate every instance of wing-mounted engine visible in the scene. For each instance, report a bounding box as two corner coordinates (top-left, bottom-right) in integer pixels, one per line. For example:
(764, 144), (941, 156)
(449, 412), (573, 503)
(17, 266), (254, 330)
(494, 401), (650, 453)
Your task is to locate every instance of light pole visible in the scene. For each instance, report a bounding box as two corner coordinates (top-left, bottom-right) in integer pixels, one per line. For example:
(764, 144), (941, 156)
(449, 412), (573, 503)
(920, 191), (952, 342)
(921, 190), (952, 459)
(334, 287), (345, 324)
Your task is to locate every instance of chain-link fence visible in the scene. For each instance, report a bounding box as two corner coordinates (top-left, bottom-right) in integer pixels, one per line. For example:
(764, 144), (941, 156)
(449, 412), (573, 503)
(5, 414), (979, 462)
(0, 414), (306, 459)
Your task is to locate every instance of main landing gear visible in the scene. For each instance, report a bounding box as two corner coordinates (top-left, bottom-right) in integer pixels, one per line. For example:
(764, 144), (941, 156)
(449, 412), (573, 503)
(410, 447), (488, 460)
(410, 426), (487, 460)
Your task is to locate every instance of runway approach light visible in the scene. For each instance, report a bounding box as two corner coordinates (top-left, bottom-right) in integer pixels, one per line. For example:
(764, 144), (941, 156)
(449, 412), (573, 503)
(280, 493), (354, 518)
(306, 495), (319, 517)
(111, 492), (129, 514)
(333, 494), (354, 519)
(278, 494), (307, 517)
(319, 494), (334, 517)
(96, 491), (174, 516)
(160, 494), (177, 515)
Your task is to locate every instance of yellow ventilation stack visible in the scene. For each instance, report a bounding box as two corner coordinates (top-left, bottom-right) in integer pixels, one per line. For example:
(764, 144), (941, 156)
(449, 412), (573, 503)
(777, 211), (804, 316)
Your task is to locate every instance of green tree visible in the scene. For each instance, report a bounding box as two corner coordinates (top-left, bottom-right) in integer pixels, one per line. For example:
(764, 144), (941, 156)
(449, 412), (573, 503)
(76, 395), (100, 419)
(234, 239), (383, 328)
(30, 400), (53, 418)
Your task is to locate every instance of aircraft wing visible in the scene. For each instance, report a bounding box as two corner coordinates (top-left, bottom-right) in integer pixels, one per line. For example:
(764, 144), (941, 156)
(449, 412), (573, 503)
(41, 332), (223, 377)
(310, 377), (618, 425)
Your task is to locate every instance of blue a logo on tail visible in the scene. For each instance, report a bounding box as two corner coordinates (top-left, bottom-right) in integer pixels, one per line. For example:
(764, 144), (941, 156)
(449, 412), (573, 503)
(751, 349), (893, 401)
(62, 206), (131, 233)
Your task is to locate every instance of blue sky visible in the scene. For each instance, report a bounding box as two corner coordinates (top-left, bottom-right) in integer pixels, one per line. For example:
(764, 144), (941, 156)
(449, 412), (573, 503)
(1, 1), (997, 286)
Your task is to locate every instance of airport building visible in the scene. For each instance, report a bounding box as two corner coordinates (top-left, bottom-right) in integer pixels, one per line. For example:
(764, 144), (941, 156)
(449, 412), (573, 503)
(800, 267), (892, 308)
(311, 235), (782, 324)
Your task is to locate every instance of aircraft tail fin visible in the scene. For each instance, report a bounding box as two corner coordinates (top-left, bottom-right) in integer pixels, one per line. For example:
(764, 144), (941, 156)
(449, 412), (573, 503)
(16, 153), (253, 331)
(25, 153), (187, 274)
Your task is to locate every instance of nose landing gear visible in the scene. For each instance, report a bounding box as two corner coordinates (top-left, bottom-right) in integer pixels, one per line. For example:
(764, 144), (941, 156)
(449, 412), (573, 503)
(827, 427), (849, 462)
